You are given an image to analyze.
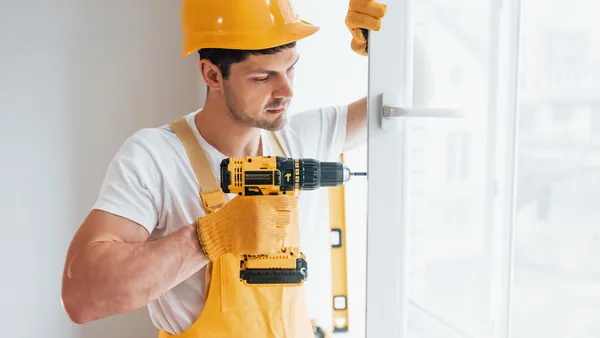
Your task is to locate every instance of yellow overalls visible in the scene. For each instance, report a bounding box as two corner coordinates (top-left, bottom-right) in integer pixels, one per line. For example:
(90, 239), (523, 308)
(159, 118), (313, 338)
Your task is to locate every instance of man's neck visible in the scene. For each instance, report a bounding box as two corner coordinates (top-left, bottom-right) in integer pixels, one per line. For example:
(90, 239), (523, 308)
(194, 95), (262, 158)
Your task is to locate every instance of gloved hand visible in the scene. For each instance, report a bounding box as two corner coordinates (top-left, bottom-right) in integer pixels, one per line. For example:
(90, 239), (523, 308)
(345, 0), (388, 56)
(196, 195), (297, 261)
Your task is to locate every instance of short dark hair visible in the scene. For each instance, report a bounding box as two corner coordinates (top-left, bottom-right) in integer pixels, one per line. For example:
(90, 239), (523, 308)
(198, 42), (296, 79)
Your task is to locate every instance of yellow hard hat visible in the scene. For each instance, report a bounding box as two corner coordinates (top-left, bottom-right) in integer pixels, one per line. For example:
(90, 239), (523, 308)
(181, 0), (320, 57)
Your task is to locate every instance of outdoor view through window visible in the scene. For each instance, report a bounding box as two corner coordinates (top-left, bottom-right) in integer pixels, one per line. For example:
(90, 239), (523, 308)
(401, 0), (600, 337)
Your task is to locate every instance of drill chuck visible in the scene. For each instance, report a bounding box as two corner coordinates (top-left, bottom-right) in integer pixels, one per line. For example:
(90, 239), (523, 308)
(297, 159), (348, 189)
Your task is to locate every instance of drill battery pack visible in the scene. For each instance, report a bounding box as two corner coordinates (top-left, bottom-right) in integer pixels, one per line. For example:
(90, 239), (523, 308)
(240, 249), (308, 286)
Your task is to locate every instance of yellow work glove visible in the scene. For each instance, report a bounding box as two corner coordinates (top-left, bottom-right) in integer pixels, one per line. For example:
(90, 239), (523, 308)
(345, 0), (388, 56)
(196, 195), (297, 261)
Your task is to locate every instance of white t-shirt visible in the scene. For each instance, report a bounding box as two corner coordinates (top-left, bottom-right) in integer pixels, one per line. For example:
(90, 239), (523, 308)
(92, 105), (348, 334)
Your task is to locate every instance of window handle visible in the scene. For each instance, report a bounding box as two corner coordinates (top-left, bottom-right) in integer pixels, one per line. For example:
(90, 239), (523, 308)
(382, 106), (463, 118)
(379, 93), (463, 130)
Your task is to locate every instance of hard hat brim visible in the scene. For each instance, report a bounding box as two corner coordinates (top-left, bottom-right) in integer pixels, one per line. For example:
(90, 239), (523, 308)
(182, 20), (320, 57)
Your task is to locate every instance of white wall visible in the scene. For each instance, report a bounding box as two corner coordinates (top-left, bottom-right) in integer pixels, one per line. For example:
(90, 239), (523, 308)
(0, 1), (201, 337)
(1, 1), (367, 337)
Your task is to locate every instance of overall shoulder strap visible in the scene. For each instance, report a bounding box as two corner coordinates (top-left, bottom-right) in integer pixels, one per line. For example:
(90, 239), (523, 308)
(170, 118), (225, 213)
(267, 131), (287, 157)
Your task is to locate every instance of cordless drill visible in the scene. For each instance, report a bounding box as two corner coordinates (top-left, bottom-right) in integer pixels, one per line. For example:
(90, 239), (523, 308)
(219, 156), (365, 287)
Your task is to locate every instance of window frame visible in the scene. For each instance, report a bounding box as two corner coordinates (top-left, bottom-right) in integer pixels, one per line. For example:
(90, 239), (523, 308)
(364, 0), (414, 336)
(363, 0), (523, 337)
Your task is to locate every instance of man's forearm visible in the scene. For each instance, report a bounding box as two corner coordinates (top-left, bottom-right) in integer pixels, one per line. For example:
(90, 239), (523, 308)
(62, 224), (208, 324)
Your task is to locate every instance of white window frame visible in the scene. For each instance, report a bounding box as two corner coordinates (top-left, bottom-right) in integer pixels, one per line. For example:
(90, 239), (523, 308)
(363, 0), (522, 337)
(490, 0), (522, 336)
(364, 0), (414, 336)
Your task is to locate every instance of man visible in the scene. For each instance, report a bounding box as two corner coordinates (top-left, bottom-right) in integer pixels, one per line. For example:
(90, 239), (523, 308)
(61, 0), (386, 337)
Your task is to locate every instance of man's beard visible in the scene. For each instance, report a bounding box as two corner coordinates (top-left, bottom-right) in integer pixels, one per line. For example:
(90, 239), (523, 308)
(223, 89), (288, 131)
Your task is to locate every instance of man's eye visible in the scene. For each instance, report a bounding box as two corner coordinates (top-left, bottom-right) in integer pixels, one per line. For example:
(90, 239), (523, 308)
(255, 76), (268, 82)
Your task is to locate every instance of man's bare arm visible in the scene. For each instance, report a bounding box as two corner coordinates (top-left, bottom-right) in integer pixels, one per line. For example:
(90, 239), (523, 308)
(345, 96), (368, 151)
(61, 209), (208, 324)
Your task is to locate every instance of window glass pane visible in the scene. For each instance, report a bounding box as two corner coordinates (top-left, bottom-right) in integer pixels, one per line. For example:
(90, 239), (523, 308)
(407, 0), (495, 337)
(511, 0), (600, 336)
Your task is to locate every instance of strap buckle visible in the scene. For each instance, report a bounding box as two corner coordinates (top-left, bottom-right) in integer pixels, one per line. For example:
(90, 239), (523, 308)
(201, 189), (226, 213)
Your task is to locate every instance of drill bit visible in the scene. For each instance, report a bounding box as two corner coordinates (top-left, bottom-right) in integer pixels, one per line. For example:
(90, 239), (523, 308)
(341, 166), (367, 183)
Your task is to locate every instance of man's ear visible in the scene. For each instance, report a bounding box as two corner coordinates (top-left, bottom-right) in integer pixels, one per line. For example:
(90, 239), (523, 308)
(199, 59), (223, 91)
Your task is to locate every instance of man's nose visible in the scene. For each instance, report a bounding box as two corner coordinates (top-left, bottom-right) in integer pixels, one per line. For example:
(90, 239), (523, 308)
(273, 76), (293, 100)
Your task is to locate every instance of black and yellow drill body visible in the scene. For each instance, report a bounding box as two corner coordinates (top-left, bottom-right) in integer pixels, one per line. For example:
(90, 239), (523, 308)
(219, 155), (362, 287)
(221, 156), (302, 196)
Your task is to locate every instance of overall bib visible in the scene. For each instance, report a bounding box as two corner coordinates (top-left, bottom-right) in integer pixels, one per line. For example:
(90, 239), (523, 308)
(159, 118), (313, 338)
